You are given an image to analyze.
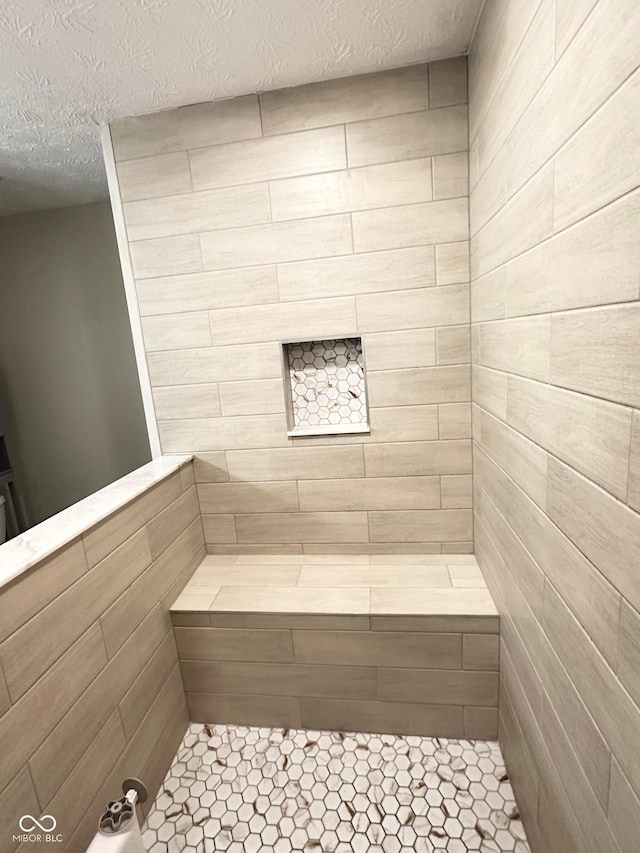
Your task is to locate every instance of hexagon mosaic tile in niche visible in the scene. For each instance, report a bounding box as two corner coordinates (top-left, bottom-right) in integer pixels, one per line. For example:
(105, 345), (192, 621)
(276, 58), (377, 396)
(284, 337), (369, 435)
(142, 723), (530, 853)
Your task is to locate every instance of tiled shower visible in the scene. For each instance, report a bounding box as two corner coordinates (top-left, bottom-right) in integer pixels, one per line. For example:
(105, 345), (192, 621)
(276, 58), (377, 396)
(118, 56), (473, 556)
(0, 0), (638, 852)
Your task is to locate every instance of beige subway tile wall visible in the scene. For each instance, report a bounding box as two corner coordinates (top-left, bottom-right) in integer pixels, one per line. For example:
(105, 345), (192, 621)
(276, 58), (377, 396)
(0, 460), (205, 853)
(109, 58), (471, 553)
(469, 1), (640, 851)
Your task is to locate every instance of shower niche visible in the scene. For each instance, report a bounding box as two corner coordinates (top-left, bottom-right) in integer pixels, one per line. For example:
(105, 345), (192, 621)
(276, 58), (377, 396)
(281, 336), (370, 437)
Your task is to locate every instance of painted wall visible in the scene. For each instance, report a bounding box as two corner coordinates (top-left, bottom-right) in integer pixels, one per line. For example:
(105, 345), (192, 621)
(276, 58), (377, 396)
(107, 59), (472, 554)
(0, 202), (151, 527)
(468, 1), (640, 851)
(0, 460), (204, 853)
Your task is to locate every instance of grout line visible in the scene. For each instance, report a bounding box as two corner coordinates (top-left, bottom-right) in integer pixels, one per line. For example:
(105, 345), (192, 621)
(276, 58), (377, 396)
(471, 65), (640, 243)
(194, 232), (205, 274)
(466, 0), (488, 59)
(468, 0), (547, 154)
(273, 255), (281, 302)
(126, 148), (467, 206)
(16, 612), (175, 801)
(144, 294), (470, 352)
(613, 596), (623, 674)
(478, 399), (631, 512)
(132, 234), (469, 276)
(624, 414), (635, 507)
(265, 178), (274, 227)
(553, 0), (596, 61)
(0, 659), (9, 700)
(473, 352), (640, 414)
(25, 760), (43, 812)
(476, 440), (629, 656)
(425, 60), (431, 109)
(257, 94), (265, 137)
(115, 101), (461, 165)
(137, 281), (466, 318)
(185, 150), (195, 192)
(96, 612), (112, 660)
(475, 180), (640, 278)
(130, 190), (466, 245)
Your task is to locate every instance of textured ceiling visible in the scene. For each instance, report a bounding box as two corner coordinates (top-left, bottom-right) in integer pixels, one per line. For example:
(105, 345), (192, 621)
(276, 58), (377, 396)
(0, 0), (482, 217)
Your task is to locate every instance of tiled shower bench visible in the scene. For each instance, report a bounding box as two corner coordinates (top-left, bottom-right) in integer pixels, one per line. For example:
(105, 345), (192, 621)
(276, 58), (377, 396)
(169, 554), (500, 740)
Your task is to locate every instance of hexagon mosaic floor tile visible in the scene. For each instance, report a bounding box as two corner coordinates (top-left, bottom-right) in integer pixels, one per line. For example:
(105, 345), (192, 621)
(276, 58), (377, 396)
(142, 723), (530, 853)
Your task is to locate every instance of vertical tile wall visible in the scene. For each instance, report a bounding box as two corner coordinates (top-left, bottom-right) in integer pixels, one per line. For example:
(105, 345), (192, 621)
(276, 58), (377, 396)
(108, 59), (472, 554)
(468, 1), (640, 851)
(0, 461), (204, 853)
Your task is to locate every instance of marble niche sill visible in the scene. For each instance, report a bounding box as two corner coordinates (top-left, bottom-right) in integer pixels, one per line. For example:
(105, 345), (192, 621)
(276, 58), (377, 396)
(0, 454), (193, 591)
